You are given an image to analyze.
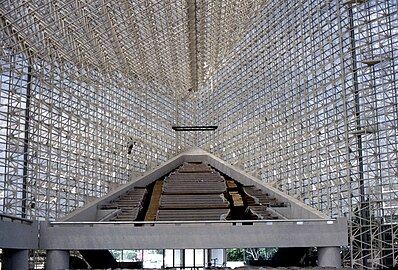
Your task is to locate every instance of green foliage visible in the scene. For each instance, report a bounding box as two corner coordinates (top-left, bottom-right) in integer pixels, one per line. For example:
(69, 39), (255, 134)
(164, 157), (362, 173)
(227, 248), (244, 261)
(123, 250), (138, 261)
(227, 248), (278, 262)
(145, 249), (163, 255)
(109, 249), (140, 261)
(110, 250), (122, 261)
(245, 248), (278, 261)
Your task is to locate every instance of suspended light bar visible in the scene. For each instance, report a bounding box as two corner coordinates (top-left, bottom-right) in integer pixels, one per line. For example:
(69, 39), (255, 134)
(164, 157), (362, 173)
(172, 125), (218, 131)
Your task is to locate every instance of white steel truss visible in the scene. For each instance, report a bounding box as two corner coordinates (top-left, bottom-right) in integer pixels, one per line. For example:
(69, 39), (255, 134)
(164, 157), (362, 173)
(0, 0), (397, 269)
(197, 1), (398, 269)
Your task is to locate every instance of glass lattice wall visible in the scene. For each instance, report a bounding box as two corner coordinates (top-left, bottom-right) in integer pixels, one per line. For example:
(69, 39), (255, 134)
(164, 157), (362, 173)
(1, 0), (397, 269)
(0, 43), (194, 220)
(198, 1), (397, 269)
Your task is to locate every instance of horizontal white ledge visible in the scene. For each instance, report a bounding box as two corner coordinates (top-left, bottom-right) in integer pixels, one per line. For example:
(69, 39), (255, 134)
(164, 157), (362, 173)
(50, 218), (337, 226)
(40, 218), (348, 250)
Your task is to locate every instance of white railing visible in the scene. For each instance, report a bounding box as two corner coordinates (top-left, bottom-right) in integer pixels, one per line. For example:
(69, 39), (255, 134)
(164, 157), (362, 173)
(50, 218), (337, 226)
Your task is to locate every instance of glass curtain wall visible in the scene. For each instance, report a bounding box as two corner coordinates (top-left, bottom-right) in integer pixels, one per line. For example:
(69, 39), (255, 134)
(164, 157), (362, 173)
(197, 1), (397, 269)
(0, 36), (193, 220)
(1, 0), (397, 269)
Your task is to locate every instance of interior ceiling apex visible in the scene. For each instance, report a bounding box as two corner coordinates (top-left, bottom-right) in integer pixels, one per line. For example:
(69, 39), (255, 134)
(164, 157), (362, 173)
(0, 0), (265, 96)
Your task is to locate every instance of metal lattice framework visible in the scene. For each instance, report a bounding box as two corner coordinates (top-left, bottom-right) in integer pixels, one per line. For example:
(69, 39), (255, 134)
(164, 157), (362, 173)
(0, 0), (264, 95)
(0, 0), (264, 218)
(0, 0), (397, 269)
(197, 1), (398, 269)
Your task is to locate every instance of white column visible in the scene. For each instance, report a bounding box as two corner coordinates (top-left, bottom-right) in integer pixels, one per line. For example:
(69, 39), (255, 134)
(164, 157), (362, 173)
(318, 246), (341, 268)
(2, 249), (29, 270)
(46, 250), (69, 270)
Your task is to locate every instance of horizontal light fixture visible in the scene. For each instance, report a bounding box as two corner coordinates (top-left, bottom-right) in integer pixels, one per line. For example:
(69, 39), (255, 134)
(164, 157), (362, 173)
(172, 125), (218, 131)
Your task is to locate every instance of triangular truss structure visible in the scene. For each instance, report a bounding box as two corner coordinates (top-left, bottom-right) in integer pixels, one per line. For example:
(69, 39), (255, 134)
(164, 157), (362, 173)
(0, 0), (397, 269)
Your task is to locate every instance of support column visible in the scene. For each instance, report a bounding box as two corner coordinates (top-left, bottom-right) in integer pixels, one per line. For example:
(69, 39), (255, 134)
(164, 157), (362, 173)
(2, 249), (29, 270)
(318, 246), (341, 268)
(206, 249), (211, 267)
(46, 250), (69, 270)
